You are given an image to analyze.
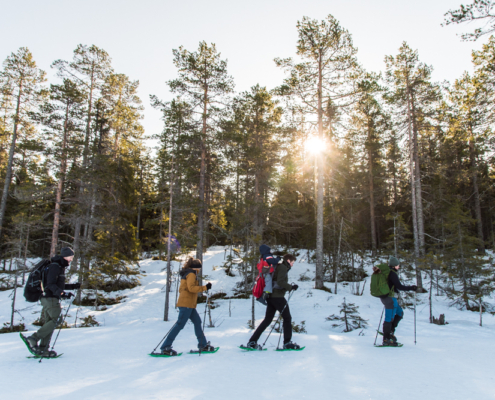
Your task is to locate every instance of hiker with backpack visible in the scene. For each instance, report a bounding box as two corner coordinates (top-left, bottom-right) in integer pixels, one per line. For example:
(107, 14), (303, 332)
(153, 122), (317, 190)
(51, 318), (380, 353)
(246, 254), (300, 350)
(22, 247), (80, 357)
(371, 256), (417, 347)
(257, 245), (281, 304)
(157, 258), (214, 356)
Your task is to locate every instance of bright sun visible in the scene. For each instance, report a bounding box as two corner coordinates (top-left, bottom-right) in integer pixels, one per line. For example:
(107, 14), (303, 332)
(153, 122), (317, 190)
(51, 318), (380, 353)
(304, 136), (325, 154)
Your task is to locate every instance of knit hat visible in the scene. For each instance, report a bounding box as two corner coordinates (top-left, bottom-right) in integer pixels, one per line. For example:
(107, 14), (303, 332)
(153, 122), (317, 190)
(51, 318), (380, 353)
(389, 256), (400, 268)
(60, 247), (75, 257)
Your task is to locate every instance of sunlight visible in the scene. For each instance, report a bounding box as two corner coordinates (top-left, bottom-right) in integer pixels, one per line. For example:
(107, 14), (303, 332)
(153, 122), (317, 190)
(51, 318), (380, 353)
(304, 136), (325, 154)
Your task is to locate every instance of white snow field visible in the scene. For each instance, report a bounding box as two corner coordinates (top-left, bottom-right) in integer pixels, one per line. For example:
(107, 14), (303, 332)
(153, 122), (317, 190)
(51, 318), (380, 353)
(1, 246), (495, 400)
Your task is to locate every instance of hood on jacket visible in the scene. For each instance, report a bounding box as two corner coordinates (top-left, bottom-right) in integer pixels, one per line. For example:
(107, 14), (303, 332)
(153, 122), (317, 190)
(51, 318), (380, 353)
(50, 255), (69, 268)
(180, 268), (196, 280)
(259, 245), (272, 256)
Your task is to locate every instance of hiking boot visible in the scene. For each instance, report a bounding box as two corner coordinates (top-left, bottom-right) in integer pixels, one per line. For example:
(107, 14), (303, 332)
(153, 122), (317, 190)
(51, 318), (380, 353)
(198, 341), (215, 352)
(26, 335), (38, 350)
(283, 341), (301, 350)
(382, 338), (398, 347)
(246, 341), (262, 350)
(38, 347), (57, 357)
(390, 333), (397, 342)
(160, 347), (178, 356)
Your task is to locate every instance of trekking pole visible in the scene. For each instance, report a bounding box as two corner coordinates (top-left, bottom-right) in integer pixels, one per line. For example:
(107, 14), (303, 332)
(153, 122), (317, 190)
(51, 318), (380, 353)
(199, 290), (210, 356)
(262, 291), (294, 349)
(39, 299), (72, 363)
(414, 292), (417, 345)
(374, 307), (384, 346)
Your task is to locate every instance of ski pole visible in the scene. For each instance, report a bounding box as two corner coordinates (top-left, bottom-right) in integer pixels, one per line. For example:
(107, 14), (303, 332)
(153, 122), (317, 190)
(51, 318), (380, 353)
(199, 290), (210, 356)
(414, 291), (417, 345)
(39, 299), (72, 363)
(262, 291), (293, 349)
(374, 307), (384, 346)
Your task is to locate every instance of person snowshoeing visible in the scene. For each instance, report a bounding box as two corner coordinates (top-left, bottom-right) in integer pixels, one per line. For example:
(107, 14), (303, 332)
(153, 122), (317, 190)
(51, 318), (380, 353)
(159, 258), (214, 356)
(376, 256), (417, 347)
(22, 247), (80, 357)
(246, 254), (300, 350)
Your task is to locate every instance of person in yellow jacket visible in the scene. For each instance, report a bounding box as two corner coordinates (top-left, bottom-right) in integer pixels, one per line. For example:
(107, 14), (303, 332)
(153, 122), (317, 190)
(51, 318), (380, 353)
(159, 258), (213, 355)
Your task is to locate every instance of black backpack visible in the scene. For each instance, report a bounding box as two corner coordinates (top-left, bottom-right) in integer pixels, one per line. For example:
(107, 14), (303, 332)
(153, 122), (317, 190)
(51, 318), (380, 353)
(23, 259), (51, 302)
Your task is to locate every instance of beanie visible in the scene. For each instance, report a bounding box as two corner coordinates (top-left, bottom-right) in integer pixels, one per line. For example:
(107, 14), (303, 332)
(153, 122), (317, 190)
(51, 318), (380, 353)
(389, 256), (400, 268)
(60, 247), (75, 257)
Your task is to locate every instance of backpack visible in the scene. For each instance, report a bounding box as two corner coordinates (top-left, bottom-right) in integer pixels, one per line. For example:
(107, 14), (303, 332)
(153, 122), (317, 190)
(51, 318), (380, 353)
(23, 259), (51, 302)
(370, 263), (393, 297)
(252, 258), (274, 299)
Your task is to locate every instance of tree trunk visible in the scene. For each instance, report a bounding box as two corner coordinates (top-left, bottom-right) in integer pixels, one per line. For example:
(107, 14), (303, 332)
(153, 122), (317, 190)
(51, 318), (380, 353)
(469, 135), (485, 253)
(50, 100), (70, 257)
(196, 86), (208, 267)
(0, 86), (22, 240)
(406, 83), (423, 289)
(368, 138), (377, 257)
(315, 58), (324, 290)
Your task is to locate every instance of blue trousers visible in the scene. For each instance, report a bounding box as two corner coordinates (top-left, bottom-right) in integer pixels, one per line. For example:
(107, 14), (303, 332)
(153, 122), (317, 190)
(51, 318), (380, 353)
(161, 307), (207, 350)
(381, 297), (403, 322)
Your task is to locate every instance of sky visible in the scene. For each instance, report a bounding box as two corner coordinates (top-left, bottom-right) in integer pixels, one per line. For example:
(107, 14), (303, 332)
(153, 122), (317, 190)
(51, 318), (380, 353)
(0, 0), (488, 140)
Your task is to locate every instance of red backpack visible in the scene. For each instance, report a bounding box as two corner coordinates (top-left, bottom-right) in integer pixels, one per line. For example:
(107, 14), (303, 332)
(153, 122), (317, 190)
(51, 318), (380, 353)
(252, 258), (275, 298)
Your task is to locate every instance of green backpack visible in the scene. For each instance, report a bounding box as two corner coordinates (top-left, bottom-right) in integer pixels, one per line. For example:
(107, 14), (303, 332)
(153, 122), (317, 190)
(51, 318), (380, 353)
(370, 263), (393, 297)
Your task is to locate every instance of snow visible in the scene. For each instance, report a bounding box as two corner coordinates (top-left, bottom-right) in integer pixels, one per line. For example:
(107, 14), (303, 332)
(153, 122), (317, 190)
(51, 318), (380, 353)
(1, 246), (495, 400)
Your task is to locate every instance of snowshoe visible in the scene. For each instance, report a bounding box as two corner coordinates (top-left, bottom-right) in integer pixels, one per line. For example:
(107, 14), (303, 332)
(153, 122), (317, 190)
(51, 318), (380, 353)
(377, 330), (397, 342)
(160, 347), (178, 356)
(149, 349), (182, 357)
(198, 342), (215, 352)
(20, 333), (39, 356)
(283, 341), (301, 350)
(381, 338), (398, 347)
(240, 341), (265, 351)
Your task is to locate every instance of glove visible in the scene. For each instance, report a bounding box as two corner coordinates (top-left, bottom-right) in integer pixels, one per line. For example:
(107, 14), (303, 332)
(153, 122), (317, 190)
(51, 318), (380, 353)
(262, 292), (270, 301)
(411, 285), (418, 291)
(291, 284), (299, 291)
(205, 282), (212, 291)
(61, 292), (74, 299)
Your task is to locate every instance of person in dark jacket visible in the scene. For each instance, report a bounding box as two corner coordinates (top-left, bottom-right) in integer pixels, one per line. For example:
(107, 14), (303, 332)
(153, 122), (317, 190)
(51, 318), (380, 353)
(25, 247), (80, 357)
(379, 256), (417, 346)
(246, 254), (300, 350)
(158, 258), (213, 356)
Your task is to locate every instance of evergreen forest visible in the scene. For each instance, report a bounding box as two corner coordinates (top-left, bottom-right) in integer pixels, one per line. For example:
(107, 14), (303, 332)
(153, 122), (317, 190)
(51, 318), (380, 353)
(1, 7), (495, 318)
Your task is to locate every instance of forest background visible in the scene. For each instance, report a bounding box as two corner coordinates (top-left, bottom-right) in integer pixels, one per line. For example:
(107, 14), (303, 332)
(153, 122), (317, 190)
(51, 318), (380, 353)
(1, 0), (495, 324)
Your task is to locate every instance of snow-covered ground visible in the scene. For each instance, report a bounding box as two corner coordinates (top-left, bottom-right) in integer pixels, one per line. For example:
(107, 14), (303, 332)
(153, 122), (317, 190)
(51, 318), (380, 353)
(1, 246), (494, 400)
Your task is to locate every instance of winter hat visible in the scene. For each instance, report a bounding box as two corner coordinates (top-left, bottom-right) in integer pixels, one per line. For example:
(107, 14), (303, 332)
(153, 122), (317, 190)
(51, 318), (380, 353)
(389, 256), (400, 268)
(60, 247), (75, 257)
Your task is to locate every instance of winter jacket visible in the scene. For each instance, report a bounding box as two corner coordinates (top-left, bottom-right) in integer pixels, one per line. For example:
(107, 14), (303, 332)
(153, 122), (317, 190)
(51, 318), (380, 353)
(259, 245), (281, 266)
(43, 255), (78, 299)
(176, 269), (207, 308)
(387, 269), (415, 295)
(271, 260), (293, 298)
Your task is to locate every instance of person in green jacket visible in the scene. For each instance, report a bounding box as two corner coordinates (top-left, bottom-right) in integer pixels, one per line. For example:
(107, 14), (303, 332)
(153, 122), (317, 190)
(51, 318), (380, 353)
(246, 254), (300, 350)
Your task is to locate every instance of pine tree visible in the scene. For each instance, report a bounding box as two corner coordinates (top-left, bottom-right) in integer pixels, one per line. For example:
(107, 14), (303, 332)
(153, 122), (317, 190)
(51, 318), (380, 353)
(275, 14), (359, 290)
(0, 47), (46, 244)
(168, 41), (234, 267)
(326, 297), (368, 332)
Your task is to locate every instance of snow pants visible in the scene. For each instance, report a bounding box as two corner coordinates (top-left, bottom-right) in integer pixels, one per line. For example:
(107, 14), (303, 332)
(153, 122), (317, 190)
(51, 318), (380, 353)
(380, 296), (403, 339)
(161, 307), (207, 350)
(249, 297), (292, 344)
(32, 297), (62, 348)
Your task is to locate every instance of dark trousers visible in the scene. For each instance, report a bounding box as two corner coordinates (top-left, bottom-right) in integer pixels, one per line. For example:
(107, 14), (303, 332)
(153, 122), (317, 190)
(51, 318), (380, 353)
(32, 297), (62, 348)
(249, 297), (292, 344)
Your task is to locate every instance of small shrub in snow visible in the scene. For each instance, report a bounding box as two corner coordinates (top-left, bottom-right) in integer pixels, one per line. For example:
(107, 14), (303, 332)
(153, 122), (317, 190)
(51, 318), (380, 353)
(0, 322), (26, 334)
(272, 319), (307, 333)
(326, 297), (368, 332)
(78, 315), (100, 327)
